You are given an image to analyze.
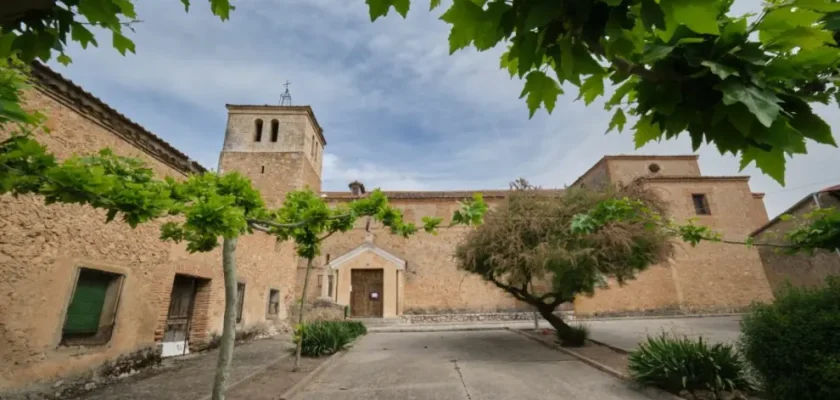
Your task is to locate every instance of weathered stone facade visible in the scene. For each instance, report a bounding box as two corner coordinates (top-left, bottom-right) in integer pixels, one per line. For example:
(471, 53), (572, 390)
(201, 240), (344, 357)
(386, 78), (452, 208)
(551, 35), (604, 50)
(751, 188), (840, 292)
(0, 66), (299, 392)
(1, 64), (780, 393)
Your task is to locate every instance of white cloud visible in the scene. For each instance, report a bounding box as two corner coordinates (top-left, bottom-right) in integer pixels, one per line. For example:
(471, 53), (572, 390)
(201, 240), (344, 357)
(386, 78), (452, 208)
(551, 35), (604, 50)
(49, 0), (840, 218)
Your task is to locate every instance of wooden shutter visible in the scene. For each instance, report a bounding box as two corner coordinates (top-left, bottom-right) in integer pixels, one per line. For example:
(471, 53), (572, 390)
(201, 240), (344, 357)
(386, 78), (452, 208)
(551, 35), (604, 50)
(63, 271), (111, 334)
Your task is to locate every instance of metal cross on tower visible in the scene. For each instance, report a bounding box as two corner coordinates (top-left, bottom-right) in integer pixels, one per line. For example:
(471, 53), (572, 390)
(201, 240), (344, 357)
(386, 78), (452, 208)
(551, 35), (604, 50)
(279, 80), (292, 106)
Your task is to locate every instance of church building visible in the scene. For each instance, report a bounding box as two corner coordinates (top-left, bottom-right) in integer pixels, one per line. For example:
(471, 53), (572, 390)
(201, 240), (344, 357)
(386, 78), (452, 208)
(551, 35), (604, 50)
(0, 64), (775, 392)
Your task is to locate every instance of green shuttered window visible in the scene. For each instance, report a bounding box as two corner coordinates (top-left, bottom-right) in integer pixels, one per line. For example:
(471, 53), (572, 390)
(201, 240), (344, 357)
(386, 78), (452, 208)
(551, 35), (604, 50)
(62, 268), (122, 345)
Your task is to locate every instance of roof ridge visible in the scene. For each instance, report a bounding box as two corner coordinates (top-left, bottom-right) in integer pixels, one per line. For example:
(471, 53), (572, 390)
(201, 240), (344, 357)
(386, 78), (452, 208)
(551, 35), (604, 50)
(30, 62), (206, 175)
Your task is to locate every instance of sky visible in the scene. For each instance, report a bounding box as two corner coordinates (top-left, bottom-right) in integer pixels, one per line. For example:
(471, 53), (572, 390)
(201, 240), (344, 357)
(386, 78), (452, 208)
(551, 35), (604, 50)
(49, 0), (840, 217)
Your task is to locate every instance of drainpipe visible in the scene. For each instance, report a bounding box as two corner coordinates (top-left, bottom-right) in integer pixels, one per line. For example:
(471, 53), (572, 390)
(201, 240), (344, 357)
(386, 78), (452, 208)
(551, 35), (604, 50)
(811, 192), (840, 260)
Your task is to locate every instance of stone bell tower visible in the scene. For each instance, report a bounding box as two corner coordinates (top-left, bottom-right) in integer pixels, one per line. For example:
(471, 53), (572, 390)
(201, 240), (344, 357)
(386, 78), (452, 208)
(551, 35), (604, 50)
(217, 105), (325, 208)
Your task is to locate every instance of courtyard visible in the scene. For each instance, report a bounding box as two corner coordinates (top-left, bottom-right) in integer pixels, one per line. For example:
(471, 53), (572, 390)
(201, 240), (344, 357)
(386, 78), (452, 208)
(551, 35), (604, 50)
(294, 330), (652, 400)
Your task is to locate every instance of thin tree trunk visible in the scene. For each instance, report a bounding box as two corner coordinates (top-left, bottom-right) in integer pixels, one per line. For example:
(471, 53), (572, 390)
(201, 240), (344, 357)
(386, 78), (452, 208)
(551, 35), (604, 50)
(293, 257), (314, 371)
(212, 237), (238, 400)
(536, 304), (573, 341)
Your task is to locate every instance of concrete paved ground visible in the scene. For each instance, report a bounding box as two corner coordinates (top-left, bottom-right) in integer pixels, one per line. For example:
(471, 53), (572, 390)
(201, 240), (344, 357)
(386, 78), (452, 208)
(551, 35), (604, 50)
(295, 330), (653, 400)
(73, 337), (294, 400)
(584, 316), (742, 352)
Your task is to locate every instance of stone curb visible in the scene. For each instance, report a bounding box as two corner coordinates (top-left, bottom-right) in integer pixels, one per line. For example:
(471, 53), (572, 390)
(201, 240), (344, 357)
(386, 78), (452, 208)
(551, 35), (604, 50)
(586, 337), (631, 354)
(573, 313), (744, 322)
(369, 324), (522, 333)
(507, 329), (683, 400)
(278, 338), (357, 400)
(197, 352), (292, 400)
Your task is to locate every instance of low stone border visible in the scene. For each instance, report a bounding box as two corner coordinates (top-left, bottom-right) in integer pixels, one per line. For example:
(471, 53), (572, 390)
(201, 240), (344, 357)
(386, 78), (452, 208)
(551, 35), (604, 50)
(508, 329), (682, 400)
(278, 336), (361, 400)
(574, 312), (745, 321)
(586, 337), (631, 355)
(400, 311), (574, 324)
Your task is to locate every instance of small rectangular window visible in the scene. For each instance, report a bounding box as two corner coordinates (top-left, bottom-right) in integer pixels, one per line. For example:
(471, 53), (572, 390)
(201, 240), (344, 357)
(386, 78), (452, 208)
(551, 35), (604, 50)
(692, 194), (711, 215)
(236, 282), (246, 323)
(62, 268), (123, 346)
(327, 275), (334, 298)
(267, 289), (280, 318)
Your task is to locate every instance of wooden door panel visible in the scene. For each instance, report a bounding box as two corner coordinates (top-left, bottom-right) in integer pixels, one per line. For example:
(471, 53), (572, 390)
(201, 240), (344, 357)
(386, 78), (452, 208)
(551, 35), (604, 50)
(164, 275), (196, 342)
(350, 269), (384, 317)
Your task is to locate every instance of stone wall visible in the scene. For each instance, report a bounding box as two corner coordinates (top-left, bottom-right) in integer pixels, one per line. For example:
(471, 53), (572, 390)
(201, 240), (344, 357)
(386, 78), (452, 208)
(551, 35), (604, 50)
(400, 311), (569, 324)
(313, 197), (526, 313)
(574, 177), (774, 315)
(0, 86), (297, 391)
(753, 192), (840, 292)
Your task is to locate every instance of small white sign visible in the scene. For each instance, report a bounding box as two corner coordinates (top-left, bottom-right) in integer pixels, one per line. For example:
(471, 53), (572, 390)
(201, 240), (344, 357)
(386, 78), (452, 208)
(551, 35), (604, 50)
(370, 292), (379, 299)
(161, 341), (189, 357)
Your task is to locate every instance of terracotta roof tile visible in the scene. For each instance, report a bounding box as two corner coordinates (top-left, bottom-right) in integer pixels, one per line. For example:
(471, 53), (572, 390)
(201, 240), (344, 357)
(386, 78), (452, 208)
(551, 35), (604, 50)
(321, 189), (564, 200)
(30, 62), (206, 175)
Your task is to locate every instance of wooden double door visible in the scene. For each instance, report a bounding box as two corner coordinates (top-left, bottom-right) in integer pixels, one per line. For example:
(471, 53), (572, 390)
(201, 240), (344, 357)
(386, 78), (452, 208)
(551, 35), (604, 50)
(350, 269), (384, 317)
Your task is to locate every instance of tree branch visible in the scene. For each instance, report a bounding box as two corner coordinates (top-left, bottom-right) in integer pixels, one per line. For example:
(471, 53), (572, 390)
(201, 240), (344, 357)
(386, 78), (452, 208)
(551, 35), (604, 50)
(584, 39), (678, 83)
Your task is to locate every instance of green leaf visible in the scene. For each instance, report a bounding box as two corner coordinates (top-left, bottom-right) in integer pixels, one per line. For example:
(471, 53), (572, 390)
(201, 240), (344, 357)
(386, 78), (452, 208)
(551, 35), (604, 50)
(633, 114), (662, 149)
(57, 53), (72, 66)
(441, 0), (486, 54)
(661, 0), (721, 37)
(500, 50), (518, 77)
(717, 80), (781, 128)
(788, 103), (837, 146)
(740, 147), (786, 185)
(112, 0), (137, 19)
(794, 0), (840, 12)
(578, 74), (604, 105)
(515, 31), (539, 76)
(367, 0), (410, 20)
(726, 104), (754, 136)
(519, 70), (562, 118)
(210, 0), (233, 20)
(525, 0), (564, 29)
(606, 78), (637, 108)
(640, 0), (667, 31)
(112, 31), (135, 55)
(607, 108), (627, 133)
(701, 61), (739, 80)
(430, 0), (442, 10)
(70, 23), (97, 49)
(180, 0), (190, 12)
(641, 44), (674, 63)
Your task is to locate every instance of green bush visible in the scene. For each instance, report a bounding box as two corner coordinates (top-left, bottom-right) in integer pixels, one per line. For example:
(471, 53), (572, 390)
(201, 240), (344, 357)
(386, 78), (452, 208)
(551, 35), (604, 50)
(739, 278), (840, 400)
(558, 324), (589, 347)
(344, 320), (367, 337)
(295, 320), (367, 357)
(628, 333), (750, 394)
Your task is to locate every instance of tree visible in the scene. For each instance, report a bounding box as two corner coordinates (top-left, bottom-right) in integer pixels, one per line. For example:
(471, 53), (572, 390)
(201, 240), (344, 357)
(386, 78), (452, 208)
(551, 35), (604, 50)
(454, 179), (673, 342)
(571, 191), (840, 254)
(0, 0), (234, 125)
(251, 189), (487, 370)
(0, 0), (234, 64)
(366, 0), (840, 184)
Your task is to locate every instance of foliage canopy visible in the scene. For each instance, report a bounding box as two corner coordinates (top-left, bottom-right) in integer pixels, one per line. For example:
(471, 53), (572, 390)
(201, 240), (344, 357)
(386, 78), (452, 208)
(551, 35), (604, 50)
(455, 180), (673, 309)
(366, 0), (840, 184)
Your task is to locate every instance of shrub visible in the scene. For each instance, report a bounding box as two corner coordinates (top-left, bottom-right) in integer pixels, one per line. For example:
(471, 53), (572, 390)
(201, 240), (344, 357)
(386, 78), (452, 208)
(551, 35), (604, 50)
(739, 278), (840, 400)
(295, 320), (367, 357)
(628, 333), (750, 394)
(558, 324), (589, 347)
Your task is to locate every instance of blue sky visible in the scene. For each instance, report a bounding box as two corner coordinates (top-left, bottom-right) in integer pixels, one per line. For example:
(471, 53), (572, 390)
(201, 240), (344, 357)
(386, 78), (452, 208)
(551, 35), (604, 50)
(50, 0), (839, 217)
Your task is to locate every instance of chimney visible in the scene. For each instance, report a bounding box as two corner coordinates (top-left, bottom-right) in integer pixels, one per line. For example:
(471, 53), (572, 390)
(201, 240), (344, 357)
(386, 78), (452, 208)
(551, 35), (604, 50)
(349, 180), (366, 196)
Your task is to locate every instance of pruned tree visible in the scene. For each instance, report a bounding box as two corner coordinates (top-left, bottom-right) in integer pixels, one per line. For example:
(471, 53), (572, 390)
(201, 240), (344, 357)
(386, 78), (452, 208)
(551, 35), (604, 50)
(251, 189), (487, 370)
(366, 0), (840, 184)
(454, 179), (673, 342)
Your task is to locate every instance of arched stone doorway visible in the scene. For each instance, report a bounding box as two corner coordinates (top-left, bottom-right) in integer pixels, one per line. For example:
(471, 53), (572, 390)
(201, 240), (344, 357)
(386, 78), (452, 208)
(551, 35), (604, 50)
(326, 239), (405, 318)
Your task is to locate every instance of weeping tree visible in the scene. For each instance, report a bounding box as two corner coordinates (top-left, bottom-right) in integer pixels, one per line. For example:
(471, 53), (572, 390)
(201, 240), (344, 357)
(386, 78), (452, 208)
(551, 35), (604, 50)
(455, 179), (673, 342)
(249, 189), (487, 370)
